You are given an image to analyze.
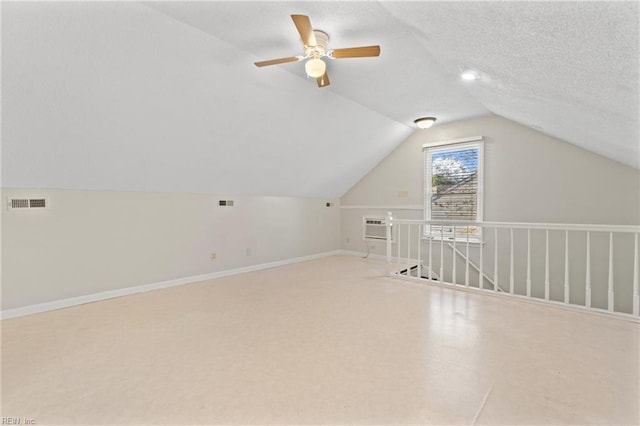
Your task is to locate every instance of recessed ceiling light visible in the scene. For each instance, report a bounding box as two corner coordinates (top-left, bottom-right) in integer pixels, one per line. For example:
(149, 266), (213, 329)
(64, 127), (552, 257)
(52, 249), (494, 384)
(461, 71), (479, 81)
(414, 117), (437, 129)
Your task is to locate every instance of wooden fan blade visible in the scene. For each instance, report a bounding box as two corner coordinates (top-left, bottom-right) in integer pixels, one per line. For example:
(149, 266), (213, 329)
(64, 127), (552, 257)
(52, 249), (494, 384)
(316, 71), (330, 88)
(291, 14), (317, 46)
(331, 45), (381, 59)
(254, 56), (301, 67)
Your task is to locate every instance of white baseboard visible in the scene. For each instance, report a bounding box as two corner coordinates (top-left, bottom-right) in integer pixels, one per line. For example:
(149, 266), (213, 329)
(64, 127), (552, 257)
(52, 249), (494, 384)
(1, 250), (340, 320)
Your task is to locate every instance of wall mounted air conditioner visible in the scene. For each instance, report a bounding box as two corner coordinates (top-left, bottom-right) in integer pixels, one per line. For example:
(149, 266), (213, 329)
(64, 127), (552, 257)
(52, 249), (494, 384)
(362, 217), (395, 242)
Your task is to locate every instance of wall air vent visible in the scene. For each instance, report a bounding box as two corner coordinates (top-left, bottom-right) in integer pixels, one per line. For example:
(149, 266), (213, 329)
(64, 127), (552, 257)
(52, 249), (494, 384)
(218, 200), (234, 207)
(29, 199), (47, 208)
(363, 217), (394, 241)
(11, 199), (29, 209)
(8, 197), (48, 210)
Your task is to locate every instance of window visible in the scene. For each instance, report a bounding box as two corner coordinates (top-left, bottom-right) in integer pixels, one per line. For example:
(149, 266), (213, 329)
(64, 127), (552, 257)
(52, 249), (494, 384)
(423, 137), (484, 241)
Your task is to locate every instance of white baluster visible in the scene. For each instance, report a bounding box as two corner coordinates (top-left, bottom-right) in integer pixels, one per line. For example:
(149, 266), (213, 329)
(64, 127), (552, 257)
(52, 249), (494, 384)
(465, 227), (470, 287)
(564, 230), (570, 304)
(386, 212), (393, 276)
(494, 228), (499, 293)
(608, 232), (614, 312)
(545, 229), (549, 301)
(428, 224), (433, 280)
(510, 228), (514, 294)
(633, 233), (639, 316)
(586, 232), (591, 309)
(407, 224), (411, 276)
(526, 229), (531, 297)
(440, 225), (444, 281)
(452, 225), (457, 284)
(397, 223), (401, 267)
(479, 225), (484, 289)
(417, 224), (422, 278)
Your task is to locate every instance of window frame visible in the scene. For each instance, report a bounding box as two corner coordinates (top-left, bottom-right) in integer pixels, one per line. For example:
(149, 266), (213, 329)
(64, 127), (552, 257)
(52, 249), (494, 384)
(423, 136), (484, 243)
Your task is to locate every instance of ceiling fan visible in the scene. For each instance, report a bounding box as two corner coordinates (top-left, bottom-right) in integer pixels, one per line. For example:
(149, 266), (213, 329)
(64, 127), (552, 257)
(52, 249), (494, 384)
(254, 14), (381, 88)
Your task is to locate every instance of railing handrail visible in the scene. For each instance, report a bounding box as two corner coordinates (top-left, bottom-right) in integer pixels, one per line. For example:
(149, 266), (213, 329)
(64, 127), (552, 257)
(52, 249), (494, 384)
(387, 217), (640, 234)
(386, 210), (640, 318)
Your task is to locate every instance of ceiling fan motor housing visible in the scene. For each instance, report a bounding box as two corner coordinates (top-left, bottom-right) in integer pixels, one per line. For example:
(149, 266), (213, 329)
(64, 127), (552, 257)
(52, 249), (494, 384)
(306, 30), (330, 58)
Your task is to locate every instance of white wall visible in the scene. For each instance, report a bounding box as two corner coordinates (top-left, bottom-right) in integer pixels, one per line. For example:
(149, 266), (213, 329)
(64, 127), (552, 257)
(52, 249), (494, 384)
(1, 189), (340, 311)
(340, 115), (640, 313)
(342, 114), (639, 224)
(1, 1), (410, 199)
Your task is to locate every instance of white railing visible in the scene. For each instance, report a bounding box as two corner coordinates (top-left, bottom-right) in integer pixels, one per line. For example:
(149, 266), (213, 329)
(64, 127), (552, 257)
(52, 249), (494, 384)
(385, 212), (640, 319)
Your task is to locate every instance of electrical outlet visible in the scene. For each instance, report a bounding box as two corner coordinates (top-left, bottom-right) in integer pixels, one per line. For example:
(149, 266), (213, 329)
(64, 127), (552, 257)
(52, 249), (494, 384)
(246, 248), (251, 256)
(210, 252), (216, 261)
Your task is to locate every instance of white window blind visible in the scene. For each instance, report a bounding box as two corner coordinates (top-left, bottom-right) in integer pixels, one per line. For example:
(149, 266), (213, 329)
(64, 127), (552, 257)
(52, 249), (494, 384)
(423, 138), (484, 241)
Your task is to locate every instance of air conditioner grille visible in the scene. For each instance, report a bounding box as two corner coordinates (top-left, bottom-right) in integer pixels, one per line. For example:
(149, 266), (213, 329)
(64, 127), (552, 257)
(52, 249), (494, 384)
(363, 216), (394, 241)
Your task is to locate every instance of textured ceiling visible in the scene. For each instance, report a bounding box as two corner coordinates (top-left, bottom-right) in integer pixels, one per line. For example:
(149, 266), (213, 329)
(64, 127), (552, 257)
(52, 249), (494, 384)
(2, 1), (638, 199)
(381, 1), (640, 168)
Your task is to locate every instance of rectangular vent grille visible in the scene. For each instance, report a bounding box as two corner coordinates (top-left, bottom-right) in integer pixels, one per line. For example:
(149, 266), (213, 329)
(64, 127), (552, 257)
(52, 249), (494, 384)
(218, 200), (234, 207)
(30, 199), (47, 208)
(8, 197), (48, 210)
(11, 199), (29, 209)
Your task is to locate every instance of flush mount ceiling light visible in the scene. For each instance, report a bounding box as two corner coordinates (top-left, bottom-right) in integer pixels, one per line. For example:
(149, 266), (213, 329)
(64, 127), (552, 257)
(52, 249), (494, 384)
(414, 117), (437, 129)
(461, 70), (479, 81)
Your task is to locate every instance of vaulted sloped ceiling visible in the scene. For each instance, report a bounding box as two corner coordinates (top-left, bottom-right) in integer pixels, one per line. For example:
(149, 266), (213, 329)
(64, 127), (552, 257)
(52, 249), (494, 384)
(1, 2), (417, 197)
(2, 2), (637, 199)
(380, 1), (639, 168)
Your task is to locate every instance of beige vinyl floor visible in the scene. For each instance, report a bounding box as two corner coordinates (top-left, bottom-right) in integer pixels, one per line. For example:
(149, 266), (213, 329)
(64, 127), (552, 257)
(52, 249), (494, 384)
(1, 255), (639, 425)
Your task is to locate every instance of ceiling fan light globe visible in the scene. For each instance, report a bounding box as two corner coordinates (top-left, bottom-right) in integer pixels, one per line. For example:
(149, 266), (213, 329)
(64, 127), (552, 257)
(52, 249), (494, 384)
(305, 58), (326, 78)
